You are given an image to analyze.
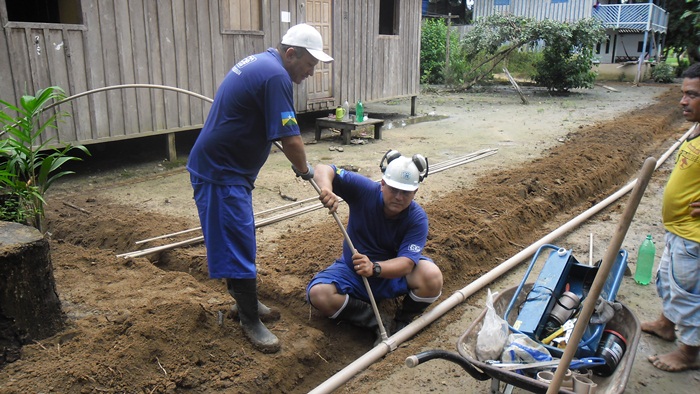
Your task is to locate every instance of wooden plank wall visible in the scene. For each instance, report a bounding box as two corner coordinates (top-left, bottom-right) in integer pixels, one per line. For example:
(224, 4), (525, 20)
(333, 0), (420, 107)
(0, 0), (421, 148)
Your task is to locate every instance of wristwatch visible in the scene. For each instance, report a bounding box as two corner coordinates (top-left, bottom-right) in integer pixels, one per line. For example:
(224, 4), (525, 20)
(372, 262), (382, 277)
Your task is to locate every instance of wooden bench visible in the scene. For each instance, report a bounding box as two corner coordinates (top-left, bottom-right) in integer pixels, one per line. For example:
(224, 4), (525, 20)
(315, 117), (385, 145)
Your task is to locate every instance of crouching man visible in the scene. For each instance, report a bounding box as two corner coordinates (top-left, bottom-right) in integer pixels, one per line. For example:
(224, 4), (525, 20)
(306, 150), (443, 344)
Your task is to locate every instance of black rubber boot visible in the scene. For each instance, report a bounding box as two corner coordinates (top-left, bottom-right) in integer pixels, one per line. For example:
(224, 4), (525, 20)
(230, 301), (281, 323)
(227, 279), (280, 353)
(393, 294), (431, 333)
(334, 296), (386, 346)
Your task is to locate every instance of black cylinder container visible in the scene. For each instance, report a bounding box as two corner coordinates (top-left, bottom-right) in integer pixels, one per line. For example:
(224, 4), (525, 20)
(594, 329), (627, 377)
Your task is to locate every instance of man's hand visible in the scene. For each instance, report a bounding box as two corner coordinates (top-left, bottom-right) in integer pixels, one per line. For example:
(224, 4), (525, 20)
(691, 201), (700, 218)
(318, 186), (339, 213)
(292, 162), (314, 180)
(352, 253), (373, 277)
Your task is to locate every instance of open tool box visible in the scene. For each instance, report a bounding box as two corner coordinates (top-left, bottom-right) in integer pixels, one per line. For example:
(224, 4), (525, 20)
(503, 244), (628, 358)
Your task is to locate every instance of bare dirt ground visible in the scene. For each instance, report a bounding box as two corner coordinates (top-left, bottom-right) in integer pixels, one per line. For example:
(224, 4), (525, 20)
(2, 82), (699, 393)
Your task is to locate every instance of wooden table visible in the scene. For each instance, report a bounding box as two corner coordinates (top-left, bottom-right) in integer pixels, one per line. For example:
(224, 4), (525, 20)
(315, 117), (385, 145)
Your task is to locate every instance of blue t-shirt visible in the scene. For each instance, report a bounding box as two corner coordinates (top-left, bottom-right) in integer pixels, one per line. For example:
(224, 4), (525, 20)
(187, 48), (301, 188)
(331, 166), (429, 269)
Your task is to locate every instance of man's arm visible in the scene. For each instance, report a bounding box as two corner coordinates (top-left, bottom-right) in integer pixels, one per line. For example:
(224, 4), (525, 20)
(280, 135), (309, 174)
(351, 253), (414, 278)
(313, 164), (339, 213)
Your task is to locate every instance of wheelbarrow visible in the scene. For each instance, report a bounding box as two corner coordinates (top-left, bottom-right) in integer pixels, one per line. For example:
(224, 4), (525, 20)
(406, 283), (641, 393)
(406, 158), (654, 393)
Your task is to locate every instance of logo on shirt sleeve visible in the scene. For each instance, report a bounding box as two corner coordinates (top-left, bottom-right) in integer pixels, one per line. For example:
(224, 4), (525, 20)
(281, 111), (298, 127)
(408, 244), (422, 253)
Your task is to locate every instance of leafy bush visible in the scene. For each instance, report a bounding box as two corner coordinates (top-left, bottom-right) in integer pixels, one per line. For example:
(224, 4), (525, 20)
(651, 62), (676, 83)
(420, 18), (461, 84)
(533, 18), (605, 92)
(0, 86), (89, 231)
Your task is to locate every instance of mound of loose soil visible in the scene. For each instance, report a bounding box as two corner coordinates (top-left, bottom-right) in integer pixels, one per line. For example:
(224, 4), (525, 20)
(0, 86), (686, 393)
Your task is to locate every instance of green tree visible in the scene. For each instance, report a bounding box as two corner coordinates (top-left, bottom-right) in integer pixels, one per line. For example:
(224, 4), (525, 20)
(453, 14), (604, 92)
(0, 86), (89, 232)
(665, 0), (700, 65)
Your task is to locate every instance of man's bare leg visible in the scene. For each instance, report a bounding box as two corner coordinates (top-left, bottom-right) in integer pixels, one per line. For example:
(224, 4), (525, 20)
(641, 313), (676, 342)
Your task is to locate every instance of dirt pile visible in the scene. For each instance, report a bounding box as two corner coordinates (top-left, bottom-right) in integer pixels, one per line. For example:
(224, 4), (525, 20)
(0, 86), (686, 393)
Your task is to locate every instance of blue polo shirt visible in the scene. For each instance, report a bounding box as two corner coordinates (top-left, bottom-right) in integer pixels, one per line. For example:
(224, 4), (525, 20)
(187, 48), (301, 188)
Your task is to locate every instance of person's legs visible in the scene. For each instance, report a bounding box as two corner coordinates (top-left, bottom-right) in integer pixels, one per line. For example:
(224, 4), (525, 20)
(643, 233), (678, 341)
(192, 178), (279, 352)
(395, 259), (443, 332)
(227, 279), (280, 353)
(646, 233), (700, 371)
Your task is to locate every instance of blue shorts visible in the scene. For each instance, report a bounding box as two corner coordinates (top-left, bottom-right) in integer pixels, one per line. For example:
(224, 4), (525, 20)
(656, 231), (700, 346)
(306, 258), (431, 303)
(191, 174), (256, 279)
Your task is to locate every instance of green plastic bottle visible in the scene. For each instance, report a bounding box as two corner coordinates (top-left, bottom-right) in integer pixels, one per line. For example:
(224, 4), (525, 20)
(634, 234), (655, 285)
(355, 100), (364, 122)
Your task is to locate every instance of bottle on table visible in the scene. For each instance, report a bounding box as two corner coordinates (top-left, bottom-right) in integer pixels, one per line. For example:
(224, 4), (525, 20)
(356, 100), (364, 122)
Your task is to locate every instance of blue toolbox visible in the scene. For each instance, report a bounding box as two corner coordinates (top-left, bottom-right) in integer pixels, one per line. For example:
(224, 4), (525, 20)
(503, 244), (628, 358)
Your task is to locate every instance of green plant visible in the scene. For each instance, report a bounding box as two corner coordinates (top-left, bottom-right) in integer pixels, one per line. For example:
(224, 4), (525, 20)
(420, 18), (461, 85)
(533, 18), (605, 92)
(651, 62), (676, 83)
(0, 86), (89, 231)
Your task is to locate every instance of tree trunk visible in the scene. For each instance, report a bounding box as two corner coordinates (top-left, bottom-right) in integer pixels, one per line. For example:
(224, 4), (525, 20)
(0, 221), (63, 366)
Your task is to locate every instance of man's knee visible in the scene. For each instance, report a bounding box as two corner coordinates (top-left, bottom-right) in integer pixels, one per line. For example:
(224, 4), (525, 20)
(308, 283), (341, 316)
(411, 260), (443, 297)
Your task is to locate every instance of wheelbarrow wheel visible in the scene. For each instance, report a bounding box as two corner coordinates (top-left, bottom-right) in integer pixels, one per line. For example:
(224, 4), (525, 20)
(405, 350), (490, 381)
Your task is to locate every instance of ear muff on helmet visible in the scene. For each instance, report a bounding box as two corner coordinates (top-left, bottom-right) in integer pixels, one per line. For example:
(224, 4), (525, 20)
(379, 149), (402, 173)
(412, 154), (429, 182)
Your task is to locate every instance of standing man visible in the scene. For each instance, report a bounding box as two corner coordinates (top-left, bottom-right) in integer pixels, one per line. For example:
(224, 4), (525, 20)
(187, 23), (333, 353)
(306, 150), (443, 345)
(641, 63), (700, 372)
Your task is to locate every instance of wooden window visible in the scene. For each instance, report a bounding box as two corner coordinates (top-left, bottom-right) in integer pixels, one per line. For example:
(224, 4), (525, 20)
(220, 0), (262, 32)
(494, 0), (510, 6)
(5, 0), (82, 24)
(379, 0), (399, 35)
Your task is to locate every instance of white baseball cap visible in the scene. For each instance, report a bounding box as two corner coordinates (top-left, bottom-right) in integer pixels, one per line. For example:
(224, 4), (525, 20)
(281, 23), (334, 63)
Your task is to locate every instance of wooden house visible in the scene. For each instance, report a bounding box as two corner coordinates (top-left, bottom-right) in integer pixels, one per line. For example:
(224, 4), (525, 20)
(0, 1), (422, 157)
(472, 0), (668, 66)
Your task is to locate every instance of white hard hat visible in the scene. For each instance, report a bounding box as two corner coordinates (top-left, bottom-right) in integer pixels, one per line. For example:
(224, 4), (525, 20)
(281, 23), (333, 62)
(382, 156), (420, 191)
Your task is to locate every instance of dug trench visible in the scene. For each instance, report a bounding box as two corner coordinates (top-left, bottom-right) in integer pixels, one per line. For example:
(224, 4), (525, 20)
(0, 86), (688, 393)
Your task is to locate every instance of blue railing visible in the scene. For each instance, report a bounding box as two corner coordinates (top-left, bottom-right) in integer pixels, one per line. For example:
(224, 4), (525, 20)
(592, 3), (668, 33)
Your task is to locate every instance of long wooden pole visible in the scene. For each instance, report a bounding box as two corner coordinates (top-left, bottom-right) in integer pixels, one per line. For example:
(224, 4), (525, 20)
(546, 157), (657, 393)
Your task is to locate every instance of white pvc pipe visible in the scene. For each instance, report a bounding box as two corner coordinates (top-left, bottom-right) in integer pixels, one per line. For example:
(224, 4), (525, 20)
(309, 126), (693, 394)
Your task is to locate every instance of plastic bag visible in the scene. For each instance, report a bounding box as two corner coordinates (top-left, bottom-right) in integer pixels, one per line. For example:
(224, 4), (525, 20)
(501, 333), (552, 364)
(475, 288), (510, 361)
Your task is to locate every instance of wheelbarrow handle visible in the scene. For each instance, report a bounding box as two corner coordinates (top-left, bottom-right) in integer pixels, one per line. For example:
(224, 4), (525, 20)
(405, 350), (490, 381)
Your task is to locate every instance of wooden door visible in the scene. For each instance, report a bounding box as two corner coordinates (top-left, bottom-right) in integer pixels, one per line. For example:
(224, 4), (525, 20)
(307, 0), (333, 102)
